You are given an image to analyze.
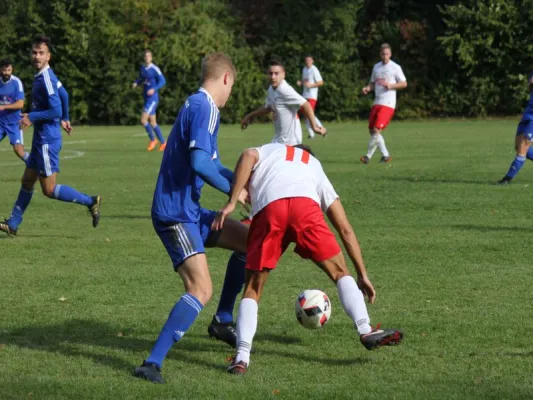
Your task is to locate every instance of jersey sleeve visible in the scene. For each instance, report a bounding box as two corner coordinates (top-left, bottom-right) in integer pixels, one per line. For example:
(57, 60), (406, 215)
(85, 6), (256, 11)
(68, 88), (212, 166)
(279, 84), (307, 107)
(188, 101), (215, 155)
(316, 167), (339, 212)
(57, 82), (70, 121)
(28, 72), (62, 122)
(15, 78), (24, 101)
(395, 64), (407, 82)
(314, 67), (323, 82)
(153, 65), (166, 90)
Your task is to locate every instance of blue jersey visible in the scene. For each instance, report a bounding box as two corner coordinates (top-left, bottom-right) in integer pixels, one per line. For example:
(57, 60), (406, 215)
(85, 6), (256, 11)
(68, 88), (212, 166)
(29, 66), (62, 145)
(0, 75), (24, 125)
(521, 71), (533, 122)
(152, 88), (221, 223)
(135, 63), (166, 102)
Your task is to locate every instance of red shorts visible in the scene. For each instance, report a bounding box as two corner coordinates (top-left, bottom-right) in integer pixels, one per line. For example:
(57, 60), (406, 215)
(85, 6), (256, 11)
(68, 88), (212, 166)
(306, 98), (317, 110)
(368, 105), (395, 130)
(246, 197), (341, 271)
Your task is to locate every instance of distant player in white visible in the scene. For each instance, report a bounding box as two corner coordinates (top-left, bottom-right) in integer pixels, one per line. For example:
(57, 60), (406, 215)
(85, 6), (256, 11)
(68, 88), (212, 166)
(297, 55), (324, 139)
(212, 143), (403, 375)
(241, 60), (326, 145)
(361, 43), (407, 163)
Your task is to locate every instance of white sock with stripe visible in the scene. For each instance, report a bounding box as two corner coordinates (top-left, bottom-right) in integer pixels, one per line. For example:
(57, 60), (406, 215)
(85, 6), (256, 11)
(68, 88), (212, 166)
(376, 134), (390, 158)
(337, 276), (372, 335)
(235, 298), (258, 365)
(366, 135), (379, 158)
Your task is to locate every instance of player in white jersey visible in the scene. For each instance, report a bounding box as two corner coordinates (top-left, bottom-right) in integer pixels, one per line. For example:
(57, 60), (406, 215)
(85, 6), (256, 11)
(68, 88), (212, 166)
(297, 55), (324, 139)
(241, 60), (326, 145)
(361, 43), (407, 163)
(212, 143), (403, 375)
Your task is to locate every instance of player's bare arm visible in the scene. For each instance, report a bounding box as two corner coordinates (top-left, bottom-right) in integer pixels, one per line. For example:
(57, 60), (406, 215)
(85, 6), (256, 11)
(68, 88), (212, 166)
(241, 107), (271, 129)
(383, 80), (407, 90)
(213, 148), (258, 230)
(326, 199), (376, 303)
(300, 102), (326, 135)
(362, 83), (375, 95)
(0, 99), (24, 112)
(304, 80), (323, 89)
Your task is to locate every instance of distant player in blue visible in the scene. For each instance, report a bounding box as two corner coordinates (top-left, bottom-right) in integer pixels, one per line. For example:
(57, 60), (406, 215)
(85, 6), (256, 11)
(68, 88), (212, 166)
(134, 53), (249, 384)
(0, 59), (27, 162)
(132, 50), (167, 152)
(499, 72), (533, 184)
(0, 36), (102, 236)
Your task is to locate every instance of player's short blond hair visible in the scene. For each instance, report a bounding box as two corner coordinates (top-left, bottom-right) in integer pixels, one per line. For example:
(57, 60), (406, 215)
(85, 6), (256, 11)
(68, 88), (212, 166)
(201, 52), (236, 83)
(380, 43), (392, 51)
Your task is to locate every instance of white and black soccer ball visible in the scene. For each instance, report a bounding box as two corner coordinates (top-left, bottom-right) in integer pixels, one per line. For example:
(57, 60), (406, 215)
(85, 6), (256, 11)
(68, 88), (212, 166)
(295, 289), (331, 329)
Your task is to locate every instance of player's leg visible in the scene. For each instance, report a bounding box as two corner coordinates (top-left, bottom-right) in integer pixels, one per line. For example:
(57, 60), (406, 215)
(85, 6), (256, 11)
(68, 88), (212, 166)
(374, 106), (394, 162)
(141, 107), (157, 151)
(0, 166), (38, 235)
(361, 106), (380, 163)
(149, 112), (166, 151)
(135, 221), (212, 383)
(499, 123), (533, 184)
(37, 142), (102, 227)
(7, 125), (29, 162)
(304, 99), (322, 139)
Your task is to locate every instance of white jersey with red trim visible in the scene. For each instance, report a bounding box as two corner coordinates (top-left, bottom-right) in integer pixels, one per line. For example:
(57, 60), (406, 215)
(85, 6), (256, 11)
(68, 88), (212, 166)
(370, 60), (406, 109)
(249, 143), (338, 217)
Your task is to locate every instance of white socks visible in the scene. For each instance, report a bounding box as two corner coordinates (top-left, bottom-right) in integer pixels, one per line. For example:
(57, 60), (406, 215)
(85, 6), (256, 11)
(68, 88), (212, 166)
(235, 298), (258, 365)
(376, 134), (390, 157)
(305, 117), (322, 138)
(337, 275), (372, 335)
(366, 134), (389, 159)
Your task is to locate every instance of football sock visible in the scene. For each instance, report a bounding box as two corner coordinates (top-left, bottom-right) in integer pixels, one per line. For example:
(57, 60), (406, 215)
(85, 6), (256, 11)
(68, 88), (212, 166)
(337, 275), (372, 335)
(7, 187), (33, 230)
(235, 298), (258, 365)
(215, 252), (246, 324)
(366, 135), (378, 158)
(376, 134), (390, 158)
(52, 184), (93, 206)
(145, 293), (203, 369)
(504, 155), (526, 179)
(22, 152), (29, 162)
(144, 123), (155, 141)
(526, 147), (533, 161)
(153, 125), (165, 144)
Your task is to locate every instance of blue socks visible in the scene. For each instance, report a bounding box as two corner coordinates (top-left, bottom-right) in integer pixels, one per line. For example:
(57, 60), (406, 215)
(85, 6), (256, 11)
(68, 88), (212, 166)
(53, 184), (93, 206)
(504, 155), (526, 179)
(146, 293), (203, 369)
(215, 252), (246, 324)
(7, 187), (34, 230)
(22, 152), (29, 162)
(144, 123), (155, 141)
(154, 125), (165, 144)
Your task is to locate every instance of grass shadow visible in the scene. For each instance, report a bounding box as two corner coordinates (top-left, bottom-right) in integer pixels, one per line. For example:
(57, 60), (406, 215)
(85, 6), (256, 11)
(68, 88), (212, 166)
(104, 215), (151, 220)
(383, 176), (495, 185)
(453, 224), (533, 233)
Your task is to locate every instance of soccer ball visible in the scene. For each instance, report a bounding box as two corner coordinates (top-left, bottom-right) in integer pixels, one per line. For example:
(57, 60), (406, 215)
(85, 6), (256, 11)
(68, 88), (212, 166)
(295, 289), (331, 329)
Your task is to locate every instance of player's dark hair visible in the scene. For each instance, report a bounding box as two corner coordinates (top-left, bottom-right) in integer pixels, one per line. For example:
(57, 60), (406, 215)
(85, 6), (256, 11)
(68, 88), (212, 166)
(144, 49), (152, 54)
(0, 58), (13, 68)
(32, 35), (52, 51)
(293, 144), (315, 157)
(305, 55), (313, 59)
(269, 60), (284, 69)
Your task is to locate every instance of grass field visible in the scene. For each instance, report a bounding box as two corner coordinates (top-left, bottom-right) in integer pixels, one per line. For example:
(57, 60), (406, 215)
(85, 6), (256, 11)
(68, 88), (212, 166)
(1, 121), (533, 399)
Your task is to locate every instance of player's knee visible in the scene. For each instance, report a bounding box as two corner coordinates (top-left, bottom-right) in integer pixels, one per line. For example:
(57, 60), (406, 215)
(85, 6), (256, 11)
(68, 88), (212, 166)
(331, 270), (351, 283)
(140, 117), (148, 125)
(41, 184), (55, 198)
(189, 284), (212, 305)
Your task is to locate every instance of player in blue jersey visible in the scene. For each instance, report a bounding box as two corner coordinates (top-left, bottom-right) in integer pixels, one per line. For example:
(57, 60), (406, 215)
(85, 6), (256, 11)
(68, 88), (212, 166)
(499, 72), (533, 184)
(132, 50), (167, 152)
(134, 53), (249, 384)
(0, 35), (101, 236)
(0, 59), (27, 162)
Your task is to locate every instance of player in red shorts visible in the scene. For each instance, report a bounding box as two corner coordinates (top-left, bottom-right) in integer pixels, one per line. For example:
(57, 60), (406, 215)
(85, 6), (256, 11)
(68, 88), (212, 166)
(212, 143), (403, 375)
(361, 43), (407, 163)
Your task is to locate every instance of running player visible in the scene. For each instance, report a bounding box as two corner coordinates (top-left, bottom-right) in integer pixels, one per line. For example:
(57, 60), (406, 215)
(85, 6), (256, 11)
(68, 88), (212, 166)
(132, 50), (167, 151)
(361, 43), (407, 163)
(213, 143), (403, 375)
(297, 55), (324, 139)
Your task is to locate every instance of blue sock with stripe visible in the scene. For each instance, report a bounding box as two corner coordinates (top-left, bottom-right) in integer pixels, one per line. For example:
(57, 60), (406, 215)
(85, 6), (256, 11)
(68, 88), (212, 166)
(53, 184), (93, 206)
(527, 147), (533, 161)
(145, 293), (203, 368)
(504, 155), (526, 179)
(215, 252), (246, 324)
(153, 125), (165, 144)
(7, 187), (34, 230)
(22, 152), (29, 162)
(144, 124), (155, 141)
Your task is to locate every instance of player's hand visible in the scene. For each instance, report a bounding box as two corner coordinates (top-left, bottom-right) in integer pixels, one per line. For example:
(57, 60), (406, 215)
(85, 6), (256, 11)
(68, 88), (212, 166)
(313, 125), (327, 136)
(241, 116), (250, 130)
(357, 275), (376, 304)
(382, 82), (391, 90)
(132, 82), (137, 89)
(212, 201), (237, 231)
(296, 80), (302, 87)
(362, 86), (370, 95)
(61, 120), (73, 135)
(304, 81), (312, 88)
(237, 188), (251, 211)
(0, 105), (4, 111)
(20, 114), (32, 130)
(147, 89), (155, 96)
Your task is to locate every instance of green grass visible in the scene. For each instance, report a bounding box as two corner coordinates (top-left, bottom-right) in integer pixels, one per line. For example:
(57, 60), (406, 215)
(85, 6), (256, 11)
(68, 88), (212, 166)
(1, 121), (533, 399)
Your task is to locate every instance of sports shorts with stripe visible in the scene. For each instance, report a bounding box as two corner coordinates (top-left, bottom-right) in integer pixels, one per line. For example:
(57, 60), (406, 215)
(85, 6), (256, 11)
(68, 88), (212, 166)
(143, 98), (159, 116)
(152, 208), (220, 270)
(27, 140), (62, 177)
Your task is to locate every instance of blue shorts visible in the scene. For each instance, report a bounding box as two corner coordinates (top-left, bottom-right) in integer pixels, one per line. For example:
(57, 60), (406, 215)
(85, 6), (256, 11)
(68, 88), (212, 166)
(516, 120), (533, 141)
(27, 141), (62, 177)
(0, 123), (24, 145)
(143, 98), (159, 116)
(153, 209), (220, 269)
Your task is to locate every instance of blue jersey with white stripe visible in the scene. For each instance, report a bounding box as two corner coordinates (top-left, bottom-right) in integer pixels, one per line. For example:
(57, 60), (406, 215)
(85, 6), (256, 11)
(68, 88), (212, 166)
(30, 66), (62, 144)
(521, 71), (533, 122)
(152, 88), (220, 223)
(0, 75), (24, 125)
(135, 63), (166, 102)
